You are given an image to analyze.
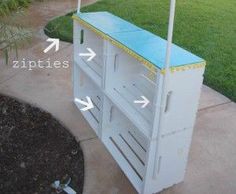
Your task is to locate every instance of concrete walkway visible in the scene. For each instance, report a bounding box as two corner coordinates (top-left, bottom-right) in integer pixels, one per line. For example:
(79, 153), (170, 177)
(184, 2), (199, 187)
(0, 1), (236, 194)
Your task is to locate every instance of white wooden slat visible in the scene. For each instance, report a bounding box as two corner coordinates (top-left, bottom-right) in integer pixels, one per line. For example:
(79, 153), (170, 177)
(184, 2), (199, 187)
(74, 101), (99, 134)
(112, 133), (145, 178)
(128, 129), (148, 152)
(89, 108), (100, 123)
(121, 131), (146, 164)
(88, 109), (99, 124)
(92, 95), (102, 109)
(102, 135), (143, 193)
(89, 96), (101, 123)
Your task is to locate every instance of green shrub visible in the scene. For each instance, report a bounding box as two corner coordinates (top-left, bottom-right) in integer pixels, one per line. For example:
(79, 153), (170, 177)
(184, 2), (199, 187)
(0, 0), (32, 64)
(0, 0), (31, 16)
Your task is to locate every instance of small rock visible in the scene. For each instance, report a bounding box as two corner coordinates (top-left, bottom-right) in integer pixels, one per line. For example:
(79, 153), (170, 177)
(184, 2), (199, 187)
(2, 106), (7, 115)
(20, 162), (26, 168)
(21, 104), (27, 113)
(71, 149), (77, 155)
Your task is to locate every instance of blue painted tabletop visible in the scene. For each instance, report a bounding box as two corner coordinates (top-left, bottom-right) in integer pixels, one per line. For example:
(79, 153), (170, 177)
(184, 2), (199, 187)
(76, 12), (205, 69)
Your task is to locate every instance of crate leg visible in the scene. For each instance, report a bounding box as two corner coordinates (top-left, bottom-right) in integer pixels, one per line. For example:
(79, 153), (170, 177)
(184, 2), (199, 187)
(142, 140), (158, 194)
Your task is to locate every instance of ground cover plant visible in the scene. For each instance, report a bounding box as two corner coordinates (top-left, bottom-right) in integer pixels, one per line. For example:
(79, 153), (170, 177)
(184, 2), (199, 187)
(45, 0), (236, 102)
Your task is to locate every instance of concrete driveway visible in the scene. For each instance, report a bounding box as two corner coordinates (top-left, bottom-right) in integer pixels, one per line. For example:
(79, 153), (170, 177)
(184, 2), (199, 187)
(0, 0), (236, 194)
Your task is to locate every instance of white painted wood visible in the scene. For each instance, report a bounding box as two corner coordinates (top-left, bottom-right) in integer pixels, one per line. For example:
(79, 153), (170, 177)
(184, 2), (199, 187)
(122, 131), (146, 163)
(161, 68), (204, 134)
(105, 90), (152, 138)
(101, 100), (148, 192)
(74, 25), (105, 87)
(112, 133), (145, 178)
(73, 65), (103, 135)
(150, 127), (194, 193)
(142, 139), (159, 194)
(73, 2), (205, 192)
(103, 135), (143, 193)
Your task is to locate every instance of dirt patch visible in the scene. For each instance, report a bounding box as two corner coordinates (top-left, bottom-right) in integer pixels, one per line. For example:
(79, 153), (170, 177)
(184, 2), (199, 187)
(0, 95), (84, 194)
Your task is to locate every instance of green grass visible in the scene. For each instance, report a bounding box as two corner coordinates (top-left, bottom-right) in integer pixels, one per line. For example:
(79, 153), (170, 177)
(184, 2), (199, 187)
(44, 0), (236, 101)
(44, 12), (74, 43)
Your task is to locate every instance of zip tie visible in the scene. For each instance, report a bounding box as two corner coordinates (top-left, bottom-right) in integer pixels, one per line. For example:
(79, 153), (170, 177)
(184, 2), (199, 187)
(51, 178), (76, 194)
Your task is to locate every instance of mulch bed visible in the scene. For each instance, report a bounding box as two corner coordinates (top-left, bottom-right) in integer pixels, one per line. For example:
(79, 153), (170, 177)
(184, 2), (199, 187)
(0, 95), (84, 194)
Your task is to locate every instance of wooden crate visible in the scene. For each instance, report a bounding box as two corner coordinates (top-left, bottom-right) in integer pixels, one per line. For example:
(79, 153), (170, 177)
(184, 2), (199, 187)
(73, 11), (205, 194)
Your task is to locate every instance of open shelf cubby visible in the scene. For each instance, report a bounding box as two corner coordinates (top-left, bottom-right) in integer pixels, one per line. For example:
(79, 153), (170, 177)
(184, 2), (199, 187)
(105, 44), (160, 137)
(102, 97), (148, 192)
(74, 20), (105, 87)
(73, 63), (103, 135)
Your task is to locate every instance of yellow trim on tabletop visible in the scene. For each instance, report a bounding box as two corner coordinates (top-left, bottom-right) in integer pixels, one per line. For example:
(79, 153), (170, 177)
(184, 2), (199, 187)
(168, 62), (206, 74)
(72, 15), (206, 75)
(73, 15), (108, 40)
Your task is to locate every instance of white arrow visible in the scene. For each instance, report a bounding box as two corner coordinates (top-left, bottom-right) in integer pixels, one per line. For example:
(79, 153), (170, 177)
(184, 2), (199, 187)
(75, 96), (94, 111)
(43, 38), (59, 53)
(79, 48), (96, 61)
(134, 96), (150, 108)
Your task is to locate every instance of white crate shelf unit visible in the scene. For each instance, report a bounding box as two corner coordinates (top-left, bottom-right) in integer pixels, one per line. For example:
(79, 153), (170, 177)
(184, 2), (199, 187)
(72, 1), (206, 193)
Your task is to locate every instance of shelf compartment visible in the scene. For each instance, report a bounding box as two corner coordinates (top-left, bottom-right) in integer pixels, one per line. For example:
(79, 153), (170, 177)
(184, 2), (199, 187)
(105, 45), (159, 137)
(75, 23), (105, 87)
(113, 76), (154, 123)
(102, 99), (149, 192)
(105, 92), (151, 138)
(75, 58), (102, 87)
(73, 65), (102, 135)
